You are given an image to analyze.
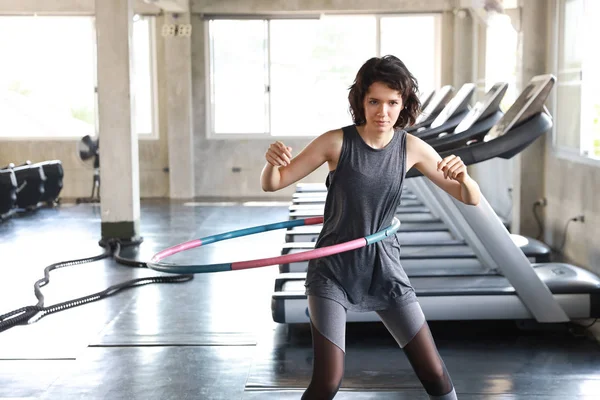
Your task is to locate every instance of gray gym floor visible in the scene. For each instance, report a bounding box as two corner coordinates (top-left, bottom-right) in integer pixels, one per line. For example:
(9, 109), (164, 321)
(1, 201), (598, 399)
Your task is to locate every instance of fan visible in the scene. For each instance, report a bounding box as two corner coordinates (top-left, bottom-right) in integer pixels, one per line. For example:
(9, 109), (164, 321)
(76, 135), (100, 204)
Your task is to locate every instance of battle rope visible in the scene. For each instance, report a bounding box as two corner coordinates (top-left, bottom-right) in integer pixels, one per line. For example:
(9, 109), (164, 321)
(0, 239), (192, 333)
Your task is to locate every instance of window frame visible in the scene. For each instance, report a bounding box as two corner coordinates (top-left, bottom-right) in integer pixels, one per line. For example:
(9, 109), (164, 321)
(135, 15), (160, 141)
(204, 13), (442, 140)
(550, 0), (600, 166)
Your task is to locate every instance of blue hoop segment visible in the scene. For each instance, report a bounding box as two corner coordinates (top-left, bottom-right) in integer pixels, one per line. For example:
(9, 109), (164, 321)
(147, 216), (401, 274)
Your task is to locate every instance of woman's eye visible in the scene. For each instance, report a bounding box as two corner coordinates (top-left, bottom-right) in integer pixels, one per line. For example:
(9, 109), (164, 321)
(369, 100), (378, 105)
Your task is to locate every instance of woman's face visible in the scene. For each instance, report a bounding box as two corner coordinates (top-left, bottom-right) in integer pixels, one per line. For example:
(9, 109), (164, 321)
(362, 81), (403, 133)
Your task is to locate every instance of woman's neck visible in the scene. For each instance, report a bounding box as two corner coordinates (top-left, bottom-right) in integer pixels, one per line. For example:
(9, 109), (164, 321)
(356, 124), (394, 149)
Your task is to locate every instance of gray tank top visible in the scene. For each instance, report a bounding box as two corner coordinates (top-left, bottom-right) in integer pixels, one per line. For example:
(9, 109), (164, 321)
(304, 125), (417, 312)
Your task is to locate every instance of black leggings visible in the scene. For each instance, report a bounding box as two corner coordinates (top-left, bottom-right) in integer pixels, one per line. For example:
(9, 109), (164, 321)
(301, 296), (456, 400)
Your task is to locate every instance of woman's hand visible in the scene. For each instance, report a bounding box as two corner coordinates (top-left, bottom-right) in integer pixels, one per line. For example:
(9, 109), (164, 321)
(437, 155), (468, 183)
(265, 141), (293, 167)
(406, 133), (480, 205)
(261, 129), (341, 192)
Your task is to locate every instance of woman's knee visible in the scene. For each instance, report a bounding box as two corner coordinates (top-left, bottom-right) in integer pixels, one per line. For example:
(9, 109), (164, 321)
(418, 362), (446, 385)
(418, 361), (454, 397)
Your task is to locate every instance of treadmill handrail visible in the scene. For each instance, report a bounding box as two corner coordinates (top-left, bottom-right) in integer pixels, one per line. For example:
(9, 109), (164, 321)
(414, 82), (507, 143)
(407, 112), (552, 178)
(430, 83), (476, 128)
(416, 109), (471, 141)
(422, 177), (569, 323)
(455, 82), (508, 133)
(426, 110), (504, 154)
(408, 85), (455, 131)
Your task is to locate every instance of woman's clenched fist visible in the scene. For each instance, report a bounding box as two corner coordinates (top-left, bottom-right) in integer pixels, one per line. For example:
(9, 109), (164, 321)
(265, 141), (293, 167)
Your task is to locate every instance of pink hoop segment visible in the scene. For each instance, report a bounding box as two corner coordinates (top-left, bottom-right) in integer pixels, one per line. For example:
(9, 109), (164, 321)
(231, 238), (365, 270)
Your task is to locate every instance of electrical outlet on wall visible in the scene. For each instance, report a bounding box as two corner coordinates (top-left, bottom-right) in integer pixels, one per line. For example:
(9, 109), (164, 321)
(177, 24), (192, 37)
(162, 24), (176, 37)
(161, 24), (192, 37)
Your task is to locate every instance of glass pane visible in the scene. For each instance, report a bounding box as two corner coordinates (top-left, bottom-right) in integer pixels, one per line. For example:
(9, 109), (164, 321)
(485, 13), (518, 110)
(591, 99), (600, 159)
(560, 0), (583, 71)
(210, 20), (268, 134)
(556, 82), (582, 149)
(0, 16), (96, 138)
(132, 16), (154, 136)
(555, 0), (583, 151)
(269, 16), (376, 136)
(581, 0), (600, 158)
(380, 15), (438, 97)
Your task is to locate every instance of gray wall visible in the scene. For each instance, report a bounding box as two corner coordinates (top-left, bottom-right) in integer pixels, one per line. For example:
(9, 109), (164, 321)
(545, 157), (600, 272)
(542, 0), (600, 276)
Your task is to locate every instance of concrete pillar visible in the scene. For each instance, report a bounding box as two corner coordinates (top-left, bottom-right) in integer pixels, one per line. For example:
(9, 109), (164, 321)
(164, 13), (195, 199)
(465, 19), (489, 192)
(440, 11), (454, 86)
(96, 0), (140, 240)
(511, 0), (548, 236)
(453, 8), (475, 88)
(475, 17), (487, 99)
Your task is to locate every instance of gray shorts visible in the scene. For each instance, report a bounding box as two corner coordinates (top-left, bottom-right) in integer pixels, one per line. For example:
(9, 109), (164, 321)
(308, 295), (426, 353)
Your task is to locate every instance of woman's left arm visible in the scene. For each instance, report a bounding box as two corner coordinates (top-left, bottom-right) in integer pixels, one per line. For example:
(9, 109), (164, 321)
(405, 133), (481, 206)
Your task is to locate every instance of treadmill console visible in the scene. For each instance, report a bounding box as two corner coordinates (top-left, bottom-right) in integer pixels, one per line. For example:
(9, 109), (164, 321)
(454, 82), (508, 133)
(485, 74), (555, 140)
(415, 85), (454, 124)
(419, 90), (435, 110)
(430, 83), (476, 129)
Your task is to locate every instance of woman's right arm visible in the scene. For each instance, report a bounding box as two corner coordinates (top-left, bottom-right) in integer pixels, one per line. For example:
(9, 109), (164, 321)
(261, 130), (341, 192)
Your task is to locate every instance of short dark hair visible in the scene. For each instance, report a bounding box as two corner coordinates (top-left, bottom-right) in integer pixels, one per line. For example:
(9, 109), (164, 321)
(348, 55), (421, 129)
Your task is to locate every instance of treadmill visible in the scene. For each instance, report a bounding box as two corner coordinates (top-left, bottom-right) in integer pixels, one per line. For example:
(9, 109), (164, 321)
(282, 83), (550, 264)
(405, 85), (455, 133)
(413, 83), (476, 141)
(419, 89), (435, 111)
(289, 203), (430, 214)
(272, 74), (600, 323)
(292, 194), (423, 207)
(292, 186), (417, 203)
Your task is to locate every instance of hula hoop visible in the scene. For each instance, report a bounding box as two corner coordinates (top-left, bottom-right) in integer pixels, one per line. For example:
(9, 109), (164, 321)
(147, 216), (401, 274)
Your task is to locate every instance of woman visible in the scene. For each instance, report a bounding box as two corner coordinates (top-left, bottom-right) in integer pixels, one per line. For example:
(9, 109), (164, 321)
(261, 55), (480, 400)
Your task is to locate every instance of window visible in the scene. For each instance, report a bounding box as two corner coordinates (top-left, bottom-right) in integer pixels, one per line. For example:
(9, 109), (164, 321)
(380, 15), (439, 96)
(209, 20), (268, 135)
(0, 16), (156, 139)
(269, 16), (376, 136)
(553, 0), (600, 160)
(132, 15), (157, 137)
(207, 14), (441, 138)
(0, 16), (96, 139)
(484, 12), (518, 110)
